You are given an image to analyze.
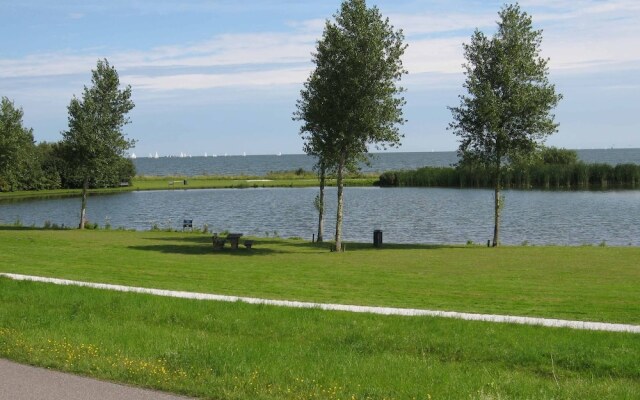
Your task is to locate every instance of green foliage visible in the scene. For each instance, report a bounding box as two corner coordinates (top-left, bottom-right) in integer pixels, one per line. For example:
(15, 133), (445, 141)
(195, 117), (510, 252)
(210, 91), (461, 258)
(0, 78), (138, 194)
(538, 147), (579, 165)
(0, 97), (37, 192)
(313, 193), (323, 213)
(379, 162), (640, 189)
(61, 59), (135, 182)
(294, 0), (407, 250)
(449, 4), (562, 245)
(449, 4), (562, 165)
(83, 221), (99, 230)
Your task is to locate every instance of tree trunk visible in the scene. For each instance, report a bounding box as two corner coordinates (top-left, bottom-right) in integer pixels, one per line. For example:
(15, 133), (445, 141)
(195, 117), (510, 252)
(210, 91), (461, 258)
(493, 185), (500, 247)
(79, 177), (89, 229)
(316, 167), (325, 243)
(492, 164), (501, 247)
(334, 155), (345, 252)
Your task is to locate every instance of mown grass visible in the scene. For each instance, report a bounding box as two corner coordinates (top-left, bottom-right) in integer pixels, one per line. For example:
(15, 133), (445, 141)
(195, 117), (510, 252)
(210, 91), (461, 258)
(1, 278), (638, 399)
(1, 227), (639, 325)
(132, 174), (375, 190)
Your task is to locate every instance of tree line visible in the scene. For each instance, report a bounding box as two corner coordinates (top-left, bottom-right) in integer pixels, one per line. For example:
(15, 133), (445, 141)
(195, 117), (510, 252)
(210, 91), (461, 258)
(1, 59), (135, 229)
(0, 125), (134, 193)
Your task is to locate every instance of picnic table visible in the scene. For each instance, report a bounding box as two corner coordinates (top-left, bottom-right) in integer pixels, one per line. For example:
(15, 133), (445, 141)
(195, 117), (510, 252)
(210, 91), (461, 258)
(212, 233), (248, 250)
(226, 233), (243, 249)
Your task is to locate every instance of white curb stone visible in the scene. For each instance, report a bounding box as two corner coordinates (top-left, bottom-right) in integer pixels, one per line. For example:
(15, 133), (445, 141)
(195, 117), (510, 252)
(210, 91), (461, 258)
(2, 273), (638, 334)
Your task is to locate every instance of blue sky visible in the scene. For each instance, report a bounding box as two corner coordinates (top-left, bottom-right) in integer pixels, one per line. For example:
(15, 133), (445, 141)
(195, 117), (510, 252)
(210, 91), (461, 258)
(1, 0), (639, 156)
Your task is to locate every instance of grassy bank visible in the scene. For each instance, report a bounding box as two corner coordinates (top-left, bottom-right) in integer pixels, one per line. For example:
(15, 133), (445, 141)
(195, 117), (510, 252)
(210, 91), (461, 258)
(133, 173), (376, 190)
(1, 279), (638, 399)
(1, 228), (638, 324)
(0, 172), (376, 201)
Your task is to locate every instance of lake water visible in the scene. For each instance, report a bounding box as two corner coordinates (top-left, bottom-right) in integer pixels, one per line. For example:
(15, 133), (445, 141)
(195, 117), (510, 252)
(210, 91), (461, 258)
(2, 187), (639, 246)
(2, 149), (639, 246)
(132, 148), (640, 176)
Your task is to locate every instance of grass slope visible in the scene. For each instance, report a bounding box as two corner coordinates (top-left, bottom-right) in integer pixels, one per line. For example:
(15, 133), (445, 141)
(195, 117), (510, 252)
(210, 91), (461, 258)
(1, 279), (638, 399)
(1, 228), (639, 324)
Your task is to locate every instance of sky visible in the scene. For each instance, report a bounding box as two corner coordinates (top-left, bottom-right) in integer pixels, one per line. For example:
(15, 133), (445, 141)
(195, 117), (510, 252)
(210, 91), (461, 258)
(1, 0), (639, 157)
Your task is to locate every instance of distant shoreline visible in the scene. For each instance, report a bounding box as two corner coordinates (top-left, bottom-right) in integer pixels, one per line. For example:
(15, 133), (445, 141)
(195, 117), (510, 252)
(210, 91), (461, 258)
(128, 148), (640, 159)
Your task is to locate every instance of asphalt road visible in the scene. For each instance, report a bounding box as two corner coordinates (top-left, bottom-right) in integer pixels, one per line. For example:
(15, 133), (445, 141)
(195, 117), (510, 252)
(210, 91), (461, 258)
(0, 359), (196, 400)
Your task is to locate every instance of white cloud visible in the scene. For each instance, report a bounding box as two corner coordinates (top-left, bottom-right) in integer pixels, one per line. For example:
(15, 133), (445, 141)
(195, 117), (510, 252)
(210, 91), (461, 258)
(124, 68), (310, 91)
(1, 0), (638, 93)
(399, 1), (640, 76)
(389, 12), (495, 36)
(404, 37), (465, 75)
(0, 32), (315, 82)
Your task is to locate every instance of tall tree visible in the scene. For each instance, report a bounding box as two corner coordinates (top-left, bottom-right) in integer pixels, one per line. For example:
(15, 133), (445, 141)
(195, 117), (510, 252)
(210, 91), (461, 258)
(295, 0), (407, 251)
(0, 97), (35, 192)
(61, 59), (135, 229)
(449, 4), (562, 246)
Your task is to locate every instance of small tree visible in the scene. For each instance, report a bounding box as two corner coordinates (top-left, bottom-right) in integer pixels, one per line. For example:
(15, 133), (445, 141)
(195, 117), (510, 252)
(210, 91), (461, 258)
(0, 97), (36, 192)
(449, 4), (562, 246)
(295, 0), (407, 251)
(61, 59), (135, 229)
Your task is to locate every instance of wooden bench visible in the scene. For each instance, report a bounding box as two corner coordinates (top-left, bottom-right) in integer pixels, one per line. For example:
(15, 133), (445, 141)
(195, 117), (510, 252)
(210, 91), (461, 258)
(244, 240), (254, 249)
(212, 234), (226, 250)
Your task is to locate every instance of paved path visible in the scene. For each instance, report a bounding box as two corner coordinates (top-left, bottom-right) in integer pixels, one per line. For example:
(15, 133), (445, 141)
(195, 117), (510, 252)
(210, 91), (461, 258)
(2, 273), (639, 334)
(0, 359), (195, 400)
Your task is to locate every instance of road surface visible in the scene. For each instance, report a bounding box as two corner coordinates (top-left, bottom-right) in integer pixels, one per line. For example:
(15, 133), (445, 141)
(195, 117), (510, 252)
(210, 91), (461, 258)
(0, 359), (196, 400)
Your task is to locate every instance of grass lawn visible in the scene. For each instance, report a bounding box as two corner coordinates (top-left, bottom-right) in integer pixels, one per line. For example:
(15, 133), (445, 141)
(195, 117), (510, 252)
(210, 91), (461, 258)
(1, 227), (638, 399)
(0, 227), (639, 325)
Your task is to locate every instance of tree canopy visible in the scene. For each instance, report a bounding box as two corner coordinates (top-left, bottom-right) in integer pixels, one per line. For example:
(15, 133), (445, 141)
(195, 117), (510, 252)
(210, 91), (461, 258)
(449, 4), (562, 246)
(61, 59), (135, 228)
(295, 0), (407, 250)
(0, 97), (36, 191)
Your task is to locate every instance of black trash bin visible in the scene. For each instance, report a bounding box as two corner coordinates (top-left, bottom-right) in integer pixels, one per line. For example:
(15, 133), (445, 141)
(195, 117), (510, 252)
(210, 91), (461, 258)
(373, 230), (383, 247)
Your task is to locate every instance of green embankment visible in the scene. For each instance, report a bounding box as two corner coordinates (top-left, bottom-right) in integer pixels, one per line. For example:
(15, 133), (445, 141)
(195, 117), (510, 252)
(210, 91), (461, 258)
(1, 228), (639, 399)
(0, 172), (376, 201)
(2, 279), (638, 400)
